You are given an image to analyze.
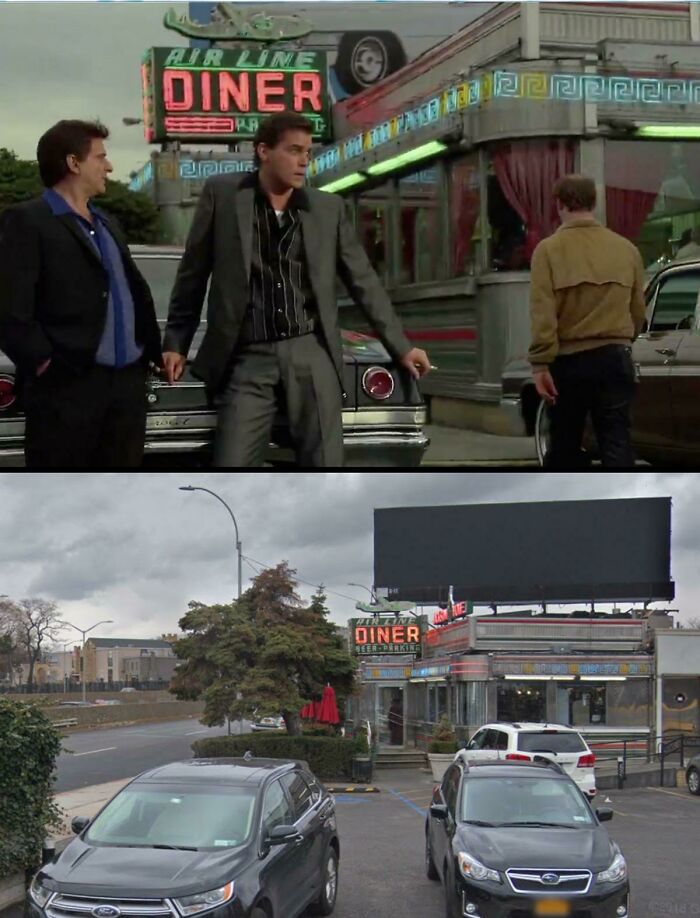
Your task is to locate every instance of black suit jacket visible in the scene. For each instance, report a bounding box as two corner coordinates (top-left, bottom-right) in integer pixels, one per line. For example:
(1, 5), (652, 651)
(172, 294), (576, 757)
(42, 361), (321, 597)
(163, 173), (411, 392)
(0, 197), (162, 374)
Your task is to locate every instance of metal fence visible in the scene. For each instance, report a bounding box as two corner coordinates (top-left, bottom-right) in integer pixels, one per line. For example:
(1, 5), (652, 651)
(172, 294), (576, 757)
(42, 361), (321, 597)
(0, 680), (171, 694)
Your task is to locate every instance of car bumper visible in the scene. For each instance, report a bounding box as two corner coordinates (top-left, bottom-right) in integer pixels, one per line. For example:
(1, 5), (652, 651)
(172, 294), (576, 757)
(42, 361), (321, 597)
(27, 898), (248, 918)
(452, 878), (630, 918)
(499, 395), (528, 437)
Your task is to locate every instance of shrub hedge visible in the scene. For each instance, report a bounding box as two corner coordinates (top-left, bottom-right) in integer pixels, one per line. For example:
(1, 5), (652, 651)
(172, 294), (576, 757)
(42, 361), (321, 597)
(0, 699), (62, 878)
(192, 734), (355, 779)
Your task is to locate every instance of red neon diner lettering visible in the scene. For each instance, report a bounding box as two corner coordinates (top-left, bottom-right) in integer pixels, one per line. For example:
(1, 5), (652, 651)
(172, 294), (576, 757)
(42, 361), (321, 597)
(406, 625), (420, 642)
(201, 71), (212, 111)
(219, 72), (250, 112)
(355, 627), (368, 644)
(376, 626), (391, 643)
(293, 72), (322, 111)
(257, 71), (286, 112)
(163, 70), (194, 111)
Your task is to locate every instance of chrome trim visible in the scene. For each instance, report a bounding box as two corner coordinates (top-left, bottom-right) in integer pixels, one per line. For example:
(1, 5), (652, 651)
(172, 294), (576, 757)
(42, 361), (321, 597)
(47, 894), (175, 918)
(506, 867), (592, 895)
(361, 366), (395, 400)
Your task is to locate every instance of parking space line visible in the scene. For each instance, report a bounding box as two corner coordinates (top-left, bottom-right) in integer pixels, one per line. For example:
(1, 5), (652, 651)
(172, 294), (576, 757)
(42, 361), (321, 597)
(387, 787), (428, 816)
(71, 747), (117, 757)
(647, 787), (694, 801)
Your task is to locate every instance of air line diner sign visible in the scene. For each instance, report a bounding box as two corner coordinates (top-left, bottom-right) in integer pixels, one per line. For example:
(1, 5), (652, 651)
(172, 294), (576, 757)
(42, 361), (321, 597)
(142, 47), (331, 144)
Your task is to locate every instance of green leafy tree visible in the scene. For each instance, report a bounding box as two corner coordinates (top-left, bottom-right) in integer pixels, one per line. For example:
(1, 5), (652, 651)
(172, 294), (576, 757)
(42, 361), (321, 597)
(0, 148), (160, 242)
(171, 563), (358, 736)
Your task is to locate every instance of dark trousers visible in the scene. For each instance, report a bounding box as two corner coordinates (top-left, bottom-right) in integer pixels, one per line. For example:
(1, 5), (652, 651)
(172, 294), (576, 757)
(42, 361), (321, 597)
(544, 344), (637, 469)
(23, 361), (147, 469)
(213, 332), (344, 468)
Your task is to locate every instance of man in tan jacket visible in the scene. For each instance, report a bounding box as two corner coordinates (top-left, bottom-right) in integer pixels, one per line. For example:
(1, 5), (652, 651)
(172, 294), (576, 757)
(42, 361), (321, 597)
(529, 174), (647, 468)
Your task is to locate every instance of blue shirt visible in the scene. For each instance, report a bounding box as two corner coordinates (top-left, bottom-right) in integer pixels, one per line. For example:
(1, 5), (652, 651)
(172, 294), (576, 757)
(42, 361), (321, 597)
(42, 188), (143, 368)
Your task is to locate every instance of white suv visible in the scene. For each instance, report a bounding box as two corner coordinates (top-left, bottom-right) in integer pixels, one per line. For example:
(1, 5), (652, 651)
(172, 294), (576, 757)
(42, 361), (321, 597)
(456, 722), (596, 799)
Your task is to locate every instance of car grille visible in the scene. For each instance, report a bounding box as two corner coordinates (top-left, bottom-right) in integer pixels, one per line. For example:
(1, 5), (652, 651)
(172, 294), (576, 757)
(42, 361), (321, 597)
(47, 894), (176, 918)
(506, 868), (592, 895)
(509, 911), (593, 918)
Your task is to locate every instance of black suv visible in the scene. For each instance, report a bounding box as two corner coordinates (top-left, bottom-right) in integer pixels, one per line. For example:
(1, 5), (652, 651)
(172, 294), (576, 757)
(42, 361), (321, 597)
(426, 756), (629, 918)
(27, 757), (339, 918)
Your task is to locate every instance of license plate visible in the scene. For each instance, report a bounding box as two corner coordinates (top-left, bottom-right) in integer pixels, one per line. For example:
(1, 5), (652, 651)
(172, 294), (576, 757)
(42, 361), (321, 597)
(534, 900), (571, 917)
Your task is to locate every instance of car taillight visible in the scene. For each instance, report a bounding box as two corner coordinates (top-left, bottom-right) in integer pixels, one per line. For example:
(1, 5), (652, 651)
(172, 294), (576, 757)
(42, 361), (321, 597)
(578, 753), (596, 768)
(362, 366), (395, 400)
(505, 753), (531, 761)
(0, 375), (16, 410)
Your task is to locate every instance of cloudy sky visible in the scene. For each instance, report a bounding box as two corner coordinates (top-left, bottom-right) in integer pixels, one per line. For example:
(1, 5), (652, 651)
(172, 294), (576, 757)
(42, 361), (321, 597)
(0, 472), (693, 650)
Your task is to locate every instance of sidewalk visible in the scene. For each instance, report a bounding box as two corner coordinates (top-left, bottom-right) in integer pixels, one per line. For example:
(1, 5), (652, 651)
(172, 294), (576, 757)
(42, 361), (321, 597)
(422, 424), (538, 466)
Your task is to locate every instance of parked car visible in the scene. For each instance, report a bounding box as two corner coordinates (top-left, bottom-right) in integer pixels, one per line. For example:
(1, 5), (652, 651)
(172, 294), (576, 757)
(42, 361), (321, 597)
(500, 257), (700, 466)
(27, 757), (339, 918)
(251, 715), (286, 732)
(426, 756), (629, 918)
(0, 246), (428, 467)
(457, 722), (596, 799)
(119, 686), (137, 693)
(686, 752), (700, 795)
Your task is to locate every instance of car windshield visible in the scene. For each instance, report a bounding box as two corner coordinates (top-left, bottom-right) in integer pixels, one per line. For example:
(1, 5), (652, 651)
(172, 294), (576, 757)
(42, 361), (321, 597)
(517, 732), (586, 753)
(461, 776), (594, 828)
(133, 257), (180, 321)
(85, 784), (257, 850)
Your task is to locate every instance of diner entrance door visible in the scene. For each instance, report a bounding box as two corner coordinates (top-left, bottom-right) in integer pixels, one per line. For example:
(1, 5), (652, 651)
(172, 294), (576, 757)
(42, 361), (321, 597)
(378, 685), (405, 747)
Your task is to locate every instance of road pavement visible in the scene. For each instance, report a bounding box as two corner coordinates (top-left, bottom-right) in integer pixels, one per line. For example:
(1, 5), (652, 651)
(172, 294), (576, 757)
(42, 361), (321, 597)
(54, 717), (251, 792)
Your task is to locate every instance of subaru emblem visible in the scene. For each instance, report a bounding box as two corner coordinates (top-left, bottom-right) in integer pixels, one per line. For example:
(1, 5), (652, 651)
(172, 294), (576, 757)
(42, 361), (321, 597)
(92, 907), (121, 918)
(541, 873), (559, 885)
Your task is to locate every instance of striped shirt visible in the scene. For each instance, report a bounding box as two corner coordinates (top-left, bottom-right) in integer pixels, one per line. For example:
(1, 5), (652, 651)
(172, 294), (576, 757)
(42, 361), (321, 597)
(239, 172), (317, 344)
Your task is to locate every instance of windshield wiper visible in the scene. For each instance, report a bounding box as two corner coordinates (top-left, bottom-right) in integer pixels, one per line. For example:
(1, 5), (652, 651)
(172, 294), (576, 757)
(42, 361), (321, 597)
(463, 819), (498, 827)
(148, 844), (199, 851)
(498, 822), (579, 829)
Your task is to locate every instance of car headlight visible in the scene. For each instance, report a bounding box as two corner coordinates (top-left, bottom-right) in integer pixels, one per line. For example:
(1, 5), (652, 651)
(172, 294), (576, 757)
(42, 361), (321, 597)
(29, 876), (53, 909)
(458, 851), (502, 884)
(597, 852), (628, 884)
(173, 882), (235, 916)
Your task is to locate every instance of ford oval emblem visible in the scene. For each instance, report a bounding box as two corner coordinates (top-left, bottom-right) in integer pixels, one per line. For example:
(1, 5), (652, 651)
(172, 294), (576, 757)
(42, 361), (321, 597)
(92, 906), (121, 918)
(541, 873), (560, 885)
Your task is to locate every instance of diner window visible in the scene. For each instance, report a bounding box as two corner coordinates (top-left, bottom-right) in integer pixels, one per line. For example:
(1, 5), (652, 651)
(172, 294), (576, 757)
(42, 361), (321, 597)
(567, 684), (606, 726)
(487, 139), (575, 271)
(356, 182), (392, 286)
(449, 154), (481, 276)
(605, 141), (700, 281)
(456, 682), (486, 726)
(398, 167), (441, 284)
(497, 681), (547, 721)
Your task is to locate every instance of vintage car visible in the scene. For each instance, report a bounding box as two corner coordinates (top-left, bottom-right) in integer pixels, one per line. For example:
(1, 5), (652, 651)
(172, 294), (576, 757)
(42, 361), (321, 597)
(500, 257), (700, 466)
(0, 245), (428, 467)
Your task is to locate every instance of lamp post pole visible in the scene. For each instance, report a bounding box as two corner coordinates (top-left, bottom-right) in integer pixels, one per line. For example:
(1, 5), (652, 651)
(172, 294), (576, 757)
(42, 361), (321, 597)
(179, 487), (242, 599)
(61, 620), (114, 704)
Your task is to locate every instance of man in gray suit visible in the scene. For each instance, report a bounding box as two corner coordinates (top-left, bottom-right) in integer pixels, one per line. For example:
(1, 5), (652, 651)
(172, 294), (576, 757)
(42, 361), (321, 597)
(162, 111), (430, 468)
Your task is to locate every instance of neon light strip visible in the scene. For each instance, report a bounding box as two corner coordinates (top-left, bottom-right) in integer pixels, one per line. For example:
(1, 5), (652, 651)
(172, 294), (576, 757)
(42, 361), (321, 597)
(163, 66), (322, 74)
(308, 67), (700, 179)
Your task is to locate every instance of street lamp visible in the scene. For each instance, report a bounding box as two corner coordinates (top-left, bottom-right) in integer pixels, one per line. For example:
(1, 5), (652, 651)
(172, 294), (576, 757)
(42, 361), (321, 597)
(61, 620), (114, 704)
(348, 582), (379, 603)
(179, 486), (242, 599)
(122, 117), (143, 126)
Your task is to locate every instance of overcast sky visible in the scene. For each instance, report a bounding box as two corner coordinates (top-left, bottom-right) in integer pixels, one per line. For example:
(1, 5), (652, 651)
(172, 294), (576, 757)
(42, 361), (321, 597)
(0, 472), (694, 650)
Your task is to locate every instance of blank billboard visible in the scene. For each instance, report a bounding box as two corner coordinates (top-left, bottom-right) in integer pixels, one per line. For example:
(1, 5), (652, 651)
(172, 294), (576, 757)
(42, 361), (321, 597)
(374, 498), (673, 604)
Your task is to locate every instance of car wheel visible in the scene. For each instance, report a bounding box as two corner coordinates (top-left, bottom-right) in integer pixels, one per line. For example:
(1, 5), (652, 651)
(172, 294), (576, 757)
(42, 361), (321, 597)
(426, 831), (439, 881)
(443, 861), (457, 918)
(250, 910), (268, 918)
(308, 847), (339, 915)
(534, 397), (550, 466)
(334, 31), (406, 95)
(687, 766), (700, 795)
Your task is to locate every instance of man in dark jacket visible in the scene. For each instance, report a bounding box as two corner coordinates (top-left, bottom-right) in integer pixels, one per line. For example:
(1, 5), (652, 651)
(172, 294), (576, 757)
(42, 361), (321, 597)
(163, 111), (430, 468)
(0, 120), (162, 468)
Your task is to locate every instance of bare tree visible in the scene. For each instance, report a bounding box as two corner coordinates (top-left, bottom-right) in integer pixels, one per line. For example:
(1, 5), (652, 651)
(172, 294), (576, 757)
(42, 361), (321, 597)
(678, 616), (700, 630)
(2, 598), (63, 687)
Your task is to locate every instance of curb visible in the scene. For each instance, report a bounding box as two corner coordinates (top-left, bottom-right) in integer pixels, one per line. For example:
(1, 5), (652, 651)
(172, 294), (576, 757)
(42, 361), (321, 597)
(325, 785), (380, 794)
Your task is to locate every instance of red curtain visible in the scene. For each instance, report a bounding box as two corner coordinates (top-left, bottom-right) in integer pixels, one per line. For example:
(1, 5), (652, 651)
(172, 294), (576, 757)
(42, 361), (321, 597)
(451, 160), (480, 275)
(604, 141), (670, 242)
(491, 139), (575, 259)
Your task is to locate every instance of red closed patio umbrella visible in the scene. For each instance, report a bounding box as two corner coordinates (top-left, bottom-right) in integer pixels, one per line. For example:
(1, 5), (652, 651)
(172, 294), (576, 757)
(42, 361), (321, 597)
(299, 701), (316, 719)
(316, 684), (340, 725)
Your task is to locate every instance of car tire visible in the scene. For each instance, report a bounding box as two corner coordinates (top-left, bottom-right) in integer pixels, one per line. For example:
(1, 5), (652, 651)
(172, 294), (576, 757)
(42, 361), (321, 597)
(443, 861), (457, 918)
(250, 910), (269, 918)
(334, 31), (406, 95)
(308, 847), (339, 916)
(534, 396), (593, 467)
(426, 831), (439, 881)
(687, 766), (700, 795)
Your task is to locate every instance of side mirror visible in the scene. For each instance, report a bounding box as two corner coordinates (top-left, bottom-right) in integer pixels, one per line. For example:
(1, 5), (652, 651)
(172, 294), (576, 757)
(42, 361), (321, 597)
(267, 824), (302, 846)
(71, 816), (91, 834)
(596, 807), (613, 823)
(429, 804), (448, 821)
